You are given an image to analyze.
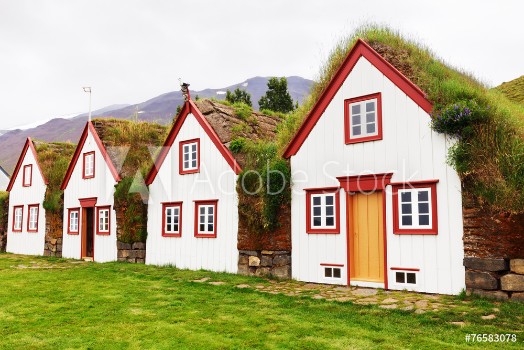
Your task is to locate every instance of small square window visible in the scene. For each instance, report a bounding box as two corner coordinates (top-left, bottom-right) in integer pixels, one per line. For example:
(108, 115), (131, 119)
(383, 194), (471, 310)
(325, 268), (332, 278)
(324, 267), (342, 279)
(307, 189), (340, 234)
(194, 200), (218, 238)
(345, 93), (382, 144)
(394, 271), (417, 285)
(396, 272), (405, 283)
(406, 273), (417, 284)
(179, 139), (200, 174)
(333, 268), (341, 278)
(393, 182), (438, 235)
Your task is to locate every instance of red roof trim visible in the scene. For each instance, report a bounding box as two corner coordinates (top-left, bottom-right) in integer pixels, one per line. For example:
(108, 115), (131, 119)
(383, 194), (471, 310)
(283, 39), (433, 158)
(145, 100), (241, 185)
(60, 122), (121, 190)
(6, 137), (48, 192)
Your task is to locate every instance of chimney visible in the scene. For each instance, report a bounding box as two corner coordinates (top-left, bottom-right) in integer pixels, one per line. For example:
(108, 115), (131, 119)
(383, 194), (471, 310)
(181, 82), (191, 101)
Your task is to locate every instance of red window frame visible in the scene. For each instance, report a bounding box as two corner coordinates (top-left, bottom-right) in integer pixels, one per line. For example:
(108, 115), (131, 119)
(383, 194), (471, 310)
(194, 200), (218, 238)
(67, 208), (80, 235)
(12, 205), (24, 232)
(344, 92), (383, 144)
(305, 187), (340, 234)
(23, 164), (32, 187)
(27, 204), (39, 232)
(162, 202), (183, 237)
(179, 138), (200, 175)
(391, 180), (439, 235)
(83, 151), (95, 179)
(96, 206), (111, 235)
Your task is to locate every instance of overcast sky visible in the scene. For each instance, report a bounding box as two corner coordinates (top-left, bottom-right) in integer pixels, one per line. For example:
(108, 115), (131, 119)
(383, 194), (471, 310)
(0, 0), (522, 130)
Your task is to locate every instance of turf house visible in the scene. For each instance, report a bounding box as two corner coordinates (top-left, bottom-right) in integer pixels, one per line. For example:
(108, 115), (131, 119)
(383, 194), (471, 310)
(145, 96), (281, 273)
(279, 29), (524, 298)
(61, 119), (167, 262)
(5, 138), (75, 256)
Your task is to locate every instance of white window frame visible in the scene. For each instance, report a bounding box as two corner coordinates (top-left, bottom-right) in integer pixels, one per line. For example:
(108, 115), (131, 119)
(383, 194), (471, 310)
(98, 208), (110, 233)
(182, 141), (199, 172)
(28, 205), (39, 231)
(398, 187), (432, 229)
(164, 204), (181, 235)
(84, 152), (95, 178)
(310, 193), (336, 229)
(348, 98), (378, 139)
(13, 207), (23, 231)
(69, 210), (79, 233)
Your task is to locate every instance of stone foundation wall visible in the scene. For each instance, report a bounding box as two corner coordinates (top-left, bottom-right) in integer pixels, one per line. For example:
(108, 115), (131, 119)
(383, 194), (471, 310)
(238, 250), (291, 278)
(117, 241), (146, 263)
(44, 212), (64, 257)
(465, 257), (524, 301)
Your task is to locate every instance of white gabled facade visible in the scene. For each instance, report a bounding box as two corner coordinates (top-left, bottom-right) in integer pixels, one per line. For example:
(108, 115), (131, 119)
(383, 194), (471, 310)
(145, 100), (239, 273)
(284, 40), (465, 295)
(61, 122), (119, 262)
(6, 138), (47, 256)
(0, 166), (9, 191)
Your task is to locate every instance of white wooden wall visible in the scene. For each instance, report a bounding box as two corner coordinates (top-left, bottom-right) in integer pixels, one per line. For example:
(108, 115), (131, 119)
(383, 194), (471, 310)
(0, 171), (9, 191)
(6, 149), (46, 256)
(147, 113), (239, 273)
(62, 130), (117, 263)
(291, 56), (465, 295)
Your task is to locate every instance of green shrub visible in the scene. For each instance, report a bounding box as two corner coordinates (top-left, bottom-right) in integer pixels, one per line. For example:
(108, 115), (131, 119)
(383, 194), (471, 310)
(229, 137), (246, 154)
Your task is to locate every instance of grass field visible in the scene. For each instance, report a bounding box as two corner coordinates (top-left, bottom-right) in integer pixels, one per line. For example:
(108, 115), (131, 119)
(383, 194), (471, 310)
(0, 254), (522, 349)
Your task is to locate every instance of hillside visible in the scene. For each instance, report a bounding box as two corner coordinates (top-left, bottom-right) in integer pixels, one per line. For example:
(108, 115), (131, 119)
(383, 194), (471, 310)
(0, 76), (313, 173)
(494, 75), (524, 105)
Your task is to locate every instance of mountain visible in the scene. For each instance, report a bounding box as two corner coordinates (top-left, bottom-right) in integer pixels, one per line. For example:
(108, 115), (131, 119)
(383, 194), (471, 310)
(494, 75), (524, 105)
(0, 76), (314, 173)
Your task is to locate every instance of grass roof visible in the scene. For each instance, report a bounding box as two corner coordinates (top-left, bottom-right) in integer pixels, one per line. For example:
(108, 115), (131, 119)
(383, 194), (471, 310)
(277, 25), (524, 213)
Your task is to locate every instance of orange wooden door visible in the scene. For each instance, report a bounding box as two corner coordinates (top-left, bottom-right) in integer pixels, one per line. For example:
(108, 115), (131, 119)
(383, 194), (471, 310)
(348, 192), (384, 283)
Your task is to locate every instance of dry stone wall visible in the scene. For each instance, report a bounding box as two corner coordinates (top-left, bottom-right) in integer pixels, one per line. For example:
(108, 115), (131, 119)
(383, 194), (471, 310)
(238, 250), (291, 278)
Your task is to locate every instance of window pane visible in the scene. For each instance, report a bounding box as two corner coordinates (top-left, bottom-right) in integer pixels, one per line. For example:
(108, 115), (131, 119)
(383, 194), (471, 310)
(312, 197), (321, 206)
(326, 217), (334, 226)
(418, 203), (429, 214)
(174, 217), (178, 224)
(352, 115), (361, 125)
(208, 224), (213, 232)
(325, 268), (332, 278)
(174, 208), (179, 215)
(200, 224), (205, 232)
(407, 273), (416, 284)
(418, 190), (429, 202)
(366, 123), (375, 134)
(366, 101), (375, 112)
(401, 203), (412, 214)
(208, 206), (213, 215)
(192, 160), (197, 168)
(401, 192), (411, 202)
(208, 215), (213, 223)
(333, 268), (341, 278)
(192, 144), (196, 152)
(313, 207), (321, 216)
(184, 161), (189, 168)
(200, 207), (205, 214)
(366, 112), (375, 123)
(352, 126), (361, 136)
(396, 272), (405, 283)
(325, 196), (333, 205)
(351, 104), (360, 114)
(313, 217), (322, 227)
(419, 215), (430, 226)
(402, 215), (412, 226)
(326, 206), (334, 216)
(167, 216), (172, 224)
(184, 153), (189, 161)
(200, 215), (205, 224)
(173, 224), (178, 232)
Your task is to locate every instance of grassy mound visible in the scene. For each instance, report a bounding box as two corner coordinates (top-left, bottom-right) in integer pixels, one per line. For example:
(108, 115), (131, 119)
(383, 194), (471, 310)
(35, 142), (76, 239)
(277, 25), (524, 213)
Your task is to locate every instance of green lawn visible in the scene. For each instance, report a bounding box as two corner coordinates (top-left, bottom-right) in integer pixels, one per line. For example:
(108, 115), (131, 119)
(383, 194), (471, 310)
(0, 254), (522, 349)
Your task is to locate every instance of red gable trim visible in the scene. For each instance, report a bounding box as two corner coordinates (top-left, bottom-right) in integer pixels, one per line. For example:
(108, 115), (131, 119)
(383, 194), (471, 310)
(283, 39), (433, 158)
(60, 122), (121, 190)
(6, 137), (48, 192)
(145, 100), (241, 185)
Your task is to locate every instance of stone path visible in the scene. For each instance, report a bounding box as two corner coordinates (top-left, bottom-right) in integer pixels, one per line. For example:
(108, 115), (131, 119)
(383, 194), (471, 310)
(189, 277), (471, 314)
